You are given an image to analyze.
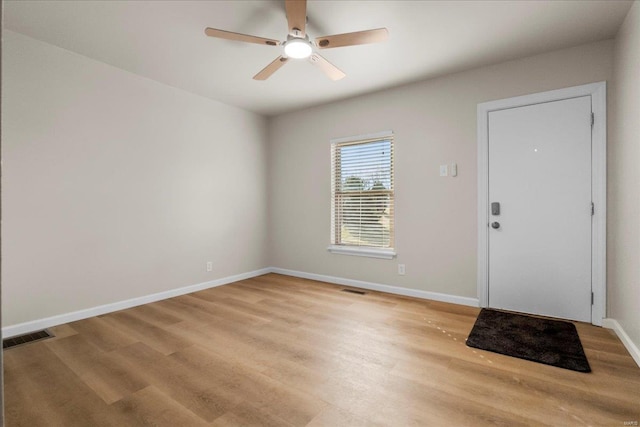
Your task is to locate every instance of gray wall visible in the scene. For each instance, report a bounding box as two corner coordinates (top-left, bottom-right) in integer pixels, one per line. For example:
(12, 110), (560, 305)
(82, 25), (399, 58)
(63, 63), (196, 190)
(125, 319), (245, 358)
(268, 40), (613, 299)
(2, 31), (269, 326)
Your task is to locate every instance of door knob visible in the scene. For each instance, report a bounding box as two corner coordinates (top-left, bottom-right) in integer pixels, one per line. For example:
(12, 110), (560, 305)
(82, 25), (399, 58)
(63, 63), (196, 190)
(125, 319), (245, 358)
(491, 222), (500, 229)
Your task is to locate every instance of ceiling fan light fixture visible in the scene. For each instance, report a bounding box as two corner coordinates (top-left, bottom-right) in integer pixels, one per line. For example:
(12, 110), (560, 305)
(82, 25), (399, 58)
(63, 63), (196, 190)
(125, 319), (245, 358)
(205, 0), (389, 80)
(283, 38), (313, 59)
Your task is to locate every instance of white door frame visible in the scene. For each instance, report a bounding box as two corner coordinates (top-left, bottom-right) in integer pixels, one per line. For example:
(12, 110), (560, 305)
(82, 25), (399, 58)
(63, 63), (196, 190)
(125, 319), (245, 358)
(477, 82), (607, 326)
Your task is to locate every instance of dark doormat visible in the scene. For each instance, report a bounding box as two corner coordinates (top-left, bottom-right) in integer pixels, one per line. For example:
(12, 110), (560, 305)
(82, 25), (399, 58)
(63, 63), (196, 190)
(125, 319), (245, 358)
(466, 308), (591, 373)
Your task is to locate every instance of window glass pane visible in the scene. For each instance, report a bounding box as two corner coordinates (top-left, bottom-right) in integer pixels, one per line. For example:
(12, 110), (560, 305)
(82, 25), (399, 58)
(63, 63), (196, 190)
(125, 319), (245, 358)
(331, 134), (394, 249)
(339, 140), (392, 191)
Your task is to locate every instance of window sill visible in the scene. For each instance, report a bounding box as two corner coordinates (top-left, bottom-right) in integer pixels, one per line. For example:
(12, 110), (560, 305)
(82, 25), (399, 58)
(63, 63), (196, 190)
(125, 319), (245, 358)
(327, 245), (396, 259)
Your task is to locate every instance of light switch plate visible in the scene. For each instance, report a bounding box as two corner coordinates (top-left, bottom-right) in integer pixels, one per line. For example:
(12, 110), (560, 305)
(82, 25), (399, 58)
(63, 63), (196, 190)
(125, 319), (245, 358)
(440, 165), (448, 176)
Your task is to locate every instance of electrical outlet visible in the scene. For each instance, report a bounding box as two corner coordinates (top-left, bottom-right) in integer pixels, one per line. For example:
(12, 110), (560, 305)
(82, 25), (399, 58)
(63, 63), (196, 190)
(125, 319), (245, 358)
(439, 165), (448, 177)
(398, 264), (406, 275)
(206, 261), (213, 272)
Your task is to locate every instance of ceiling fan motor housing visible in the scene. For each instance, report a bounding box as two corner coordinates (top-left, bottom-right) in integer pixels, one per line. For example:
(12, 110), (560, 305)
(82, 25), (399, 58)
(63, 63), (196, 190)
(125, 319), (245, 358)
(283, 35), (314, 59)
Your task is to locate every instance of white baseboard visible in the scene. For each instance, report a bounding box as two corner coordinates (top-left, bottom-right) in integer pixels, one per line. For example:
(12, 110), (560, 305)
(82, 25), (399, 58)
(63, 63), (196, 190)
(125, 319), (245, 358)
(270, 267), (480, 308)
(3, 266), (479, 339)
(2, 268), (271, 339)
(602, 318), (640, 368)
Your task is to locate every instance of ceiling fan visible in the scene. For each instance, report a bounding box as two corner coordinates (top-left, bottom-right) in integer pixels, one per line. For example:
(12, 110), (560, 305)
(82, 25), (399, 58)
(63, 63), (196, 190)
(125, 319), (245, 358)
(204, 0), (388, 81)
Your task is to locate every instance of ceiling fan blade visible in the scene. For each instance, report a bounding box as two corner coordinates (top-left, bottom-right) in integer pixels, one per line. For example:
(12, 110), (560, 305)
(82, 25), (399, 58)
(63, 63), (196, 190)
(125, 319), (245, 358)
(205, 28), (280, 46)
(315, 28), (388, 49)
(309, 53), (345, 81)
(253, 56), (289, 80)
(285, 0), (307, 36)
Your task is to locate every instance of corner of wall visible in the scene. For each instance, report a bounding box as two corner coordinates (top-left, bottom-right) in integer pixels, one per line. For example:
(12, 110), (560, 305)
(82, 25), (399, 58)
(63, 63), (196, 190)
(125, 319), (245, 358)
(608, 0), (640, 365)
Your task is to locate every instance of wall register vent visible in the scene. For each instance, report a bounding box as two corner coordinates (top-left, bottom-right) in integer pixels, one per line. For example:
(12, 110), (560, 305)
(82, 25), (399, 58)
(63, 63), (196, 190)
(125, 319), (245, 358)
(3, 330), (54, 350)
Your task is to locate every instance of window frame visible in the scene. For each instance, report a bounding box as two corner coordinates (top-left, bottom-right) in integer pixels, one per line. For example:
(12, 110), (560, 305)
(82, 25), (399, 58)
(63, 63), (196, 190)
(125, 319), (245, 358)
(328, 130), (396, 259)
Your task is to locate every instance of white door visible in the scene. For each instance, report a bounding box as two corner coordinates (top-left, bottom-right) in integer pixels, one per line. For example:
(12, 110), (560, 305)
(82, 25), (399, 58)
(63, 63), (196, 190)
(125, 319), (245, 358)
(488, 96), (592, 322)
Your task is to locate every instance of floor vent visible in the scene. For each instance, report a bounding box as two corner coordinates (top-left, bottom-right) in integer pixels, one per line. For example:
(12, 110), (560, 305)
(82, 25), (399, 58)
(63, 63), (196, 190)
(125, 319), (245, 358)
(3, 329), (54, 350)
(342, 288), (367, 295)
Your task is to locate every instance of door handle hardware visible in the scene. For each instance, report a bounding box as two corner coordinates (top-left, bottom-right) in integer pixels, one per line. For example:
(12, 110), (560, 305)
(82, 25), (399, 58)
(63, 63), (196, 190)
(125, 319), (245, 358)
(491, 222), (500, 229)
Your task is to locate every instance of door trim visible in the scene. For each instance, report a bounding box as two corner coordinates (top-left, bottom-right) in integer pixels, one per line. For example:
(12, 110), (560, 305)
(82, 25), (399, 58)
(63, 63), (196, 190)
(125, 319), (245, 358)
(477, 82), (607, 326)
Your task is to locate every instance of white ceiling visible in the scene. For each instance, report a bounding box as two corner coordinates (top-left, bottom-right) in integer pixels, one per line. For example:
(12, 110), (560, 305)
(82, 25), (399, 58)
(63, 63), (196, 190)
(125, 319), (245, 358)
(4, 0), (633, 117)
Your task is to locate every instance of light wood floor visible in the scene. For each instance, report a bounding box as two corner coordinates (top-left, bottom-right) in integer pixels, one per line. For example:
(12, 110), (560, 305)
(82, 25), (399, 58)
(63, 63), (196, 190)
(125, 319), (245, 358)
(4, 273), (640, 426)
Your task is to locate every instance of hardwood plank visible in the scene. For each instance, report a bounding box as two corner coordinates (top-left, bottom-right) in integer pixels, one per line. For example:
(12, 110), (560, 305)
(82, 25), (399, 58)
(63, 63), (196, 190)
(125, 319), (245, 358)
(306, 406), (384, 427)
(200, 282), (267, 304)
(47, 323), (78, 340)
(112, 386), (210, 426)
(45, 334), (148, 404)
(180, 293), (269, 326)
(109, 342), (238, 422)
(211, 401), (295, 427)
(67, 316), (138, 352)
(170, 343), (328, 425)
(4, 273), (639, 426)
(4, 343), (130, 426)
(118, 303), (184, 327)
(164, 319), (278, 371)
(100, 310), (191, 355)
(441, 358), (609, 425)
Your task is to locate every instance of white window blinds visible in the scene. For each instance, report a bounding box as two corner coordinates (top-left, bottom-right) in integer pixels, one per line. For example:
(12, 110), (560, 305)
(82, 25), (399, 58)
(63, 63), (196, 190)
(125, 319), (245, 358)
(331, 132), (394, 250)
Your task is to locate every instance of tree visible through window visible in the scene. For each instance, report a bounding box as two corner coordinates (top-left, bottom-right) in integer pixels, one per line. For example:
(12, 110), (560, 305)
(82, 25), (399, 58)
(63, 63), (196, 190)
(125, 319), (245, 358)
(331, 132), (394, 249)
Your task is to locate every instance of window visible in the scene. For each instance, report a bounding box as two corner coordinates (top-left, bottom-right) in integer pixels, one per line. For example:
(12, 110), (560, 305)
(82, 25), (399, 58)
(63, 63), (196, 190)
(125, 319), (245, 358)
(329, 131), (395, 259)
